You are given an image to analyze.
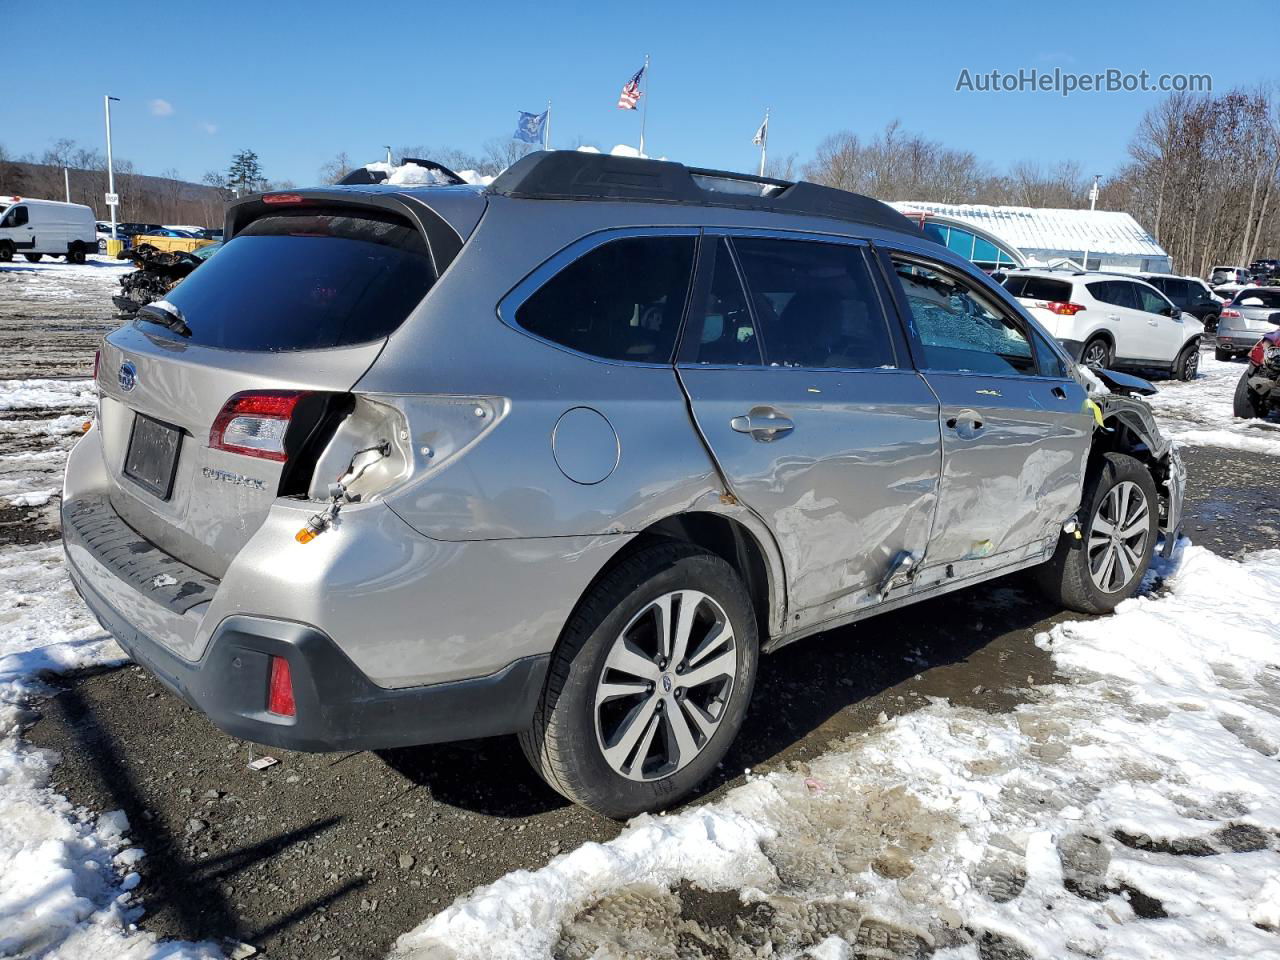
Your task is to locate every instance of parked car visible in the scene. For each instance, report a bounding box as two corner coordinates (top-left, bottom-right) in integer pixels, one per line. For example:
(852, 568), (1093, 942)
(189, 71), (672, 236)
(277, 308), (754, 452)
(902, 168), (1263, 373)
(1249, 259), (1279, 282)
(1002, 269), (1204, 379)
(1233, 328), (1280, 419)
(1215, 286), (1280, 360)
(0, 198), (98, 263)
(63, 152), (1186, 818)
(1210, 265), (1251, 286)
(1136, 271), (1223, 333)
(197, 227), (224, 241)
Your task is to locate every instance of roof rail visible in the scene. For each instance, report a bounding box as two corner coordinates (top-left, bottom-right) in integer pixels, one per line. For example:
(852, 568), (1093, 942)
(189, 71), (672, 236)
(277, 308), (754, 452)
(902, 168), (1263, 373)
(487, 151), (929, 239)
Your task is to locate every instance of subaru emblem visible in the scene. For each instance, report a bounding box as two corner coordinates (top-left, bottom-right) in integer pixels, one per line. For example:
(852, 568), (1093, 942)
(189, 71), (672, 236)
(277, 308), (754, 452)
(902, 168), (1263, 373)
(118, 361), (137, 392)
(661, 674), (672, 693)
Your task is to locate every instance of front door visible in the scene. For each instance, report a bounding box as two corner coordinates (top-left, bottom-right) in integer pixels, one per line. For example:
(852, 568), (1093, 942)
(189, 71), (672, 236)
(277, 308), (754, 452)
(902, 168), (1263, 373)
(880, 251), (1093, 580)
(677, 235), (942, 622)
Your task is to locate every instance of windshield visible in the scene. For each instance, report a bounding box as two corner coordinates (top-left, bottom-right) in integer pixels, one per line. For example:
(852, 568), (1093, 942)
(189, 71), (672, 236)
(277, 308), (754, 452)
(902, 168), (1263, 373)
(151, 208), (435, 351)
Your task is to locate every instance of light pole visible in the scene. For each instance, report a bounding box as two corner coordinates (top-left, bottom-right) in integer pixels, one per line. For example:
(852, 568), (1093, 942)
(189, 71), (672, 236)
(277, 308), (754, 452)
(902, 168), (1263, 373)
(104, 95), (120, 242)
(384, 145), (393, 166)
(1080, 174), (1101, 270)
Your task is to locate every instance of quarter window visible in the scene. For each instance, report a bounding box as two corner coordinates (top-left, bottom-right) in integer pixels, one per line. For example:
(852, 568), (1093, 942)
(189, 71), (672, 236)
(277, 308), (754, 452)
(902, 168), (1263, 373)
(731, 237), (895, 369)
(892, 258), (1037, 376)
(515, 235), (696, 364)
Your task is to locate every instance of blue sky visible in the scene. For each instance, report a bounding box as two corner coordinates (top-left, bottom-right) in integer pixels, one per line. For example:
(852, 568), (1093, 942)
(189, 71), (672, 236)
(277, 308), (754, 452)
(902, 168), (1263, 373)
(6, 0), (1276, 186)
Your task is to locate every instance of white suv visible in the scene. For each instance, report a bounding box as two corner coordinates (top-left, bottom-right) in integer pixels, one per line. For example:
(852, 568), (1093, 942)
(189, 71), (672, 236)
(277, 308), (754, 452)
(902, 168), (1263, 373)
(1002, 269), (1204, 380)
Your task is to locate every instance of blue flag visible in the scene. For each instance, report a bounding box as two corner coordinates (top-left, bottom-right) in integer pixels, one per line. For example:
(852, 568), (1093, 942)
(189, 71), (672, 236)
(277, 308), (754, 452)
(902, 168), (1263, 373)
(514, 110), (548, 144)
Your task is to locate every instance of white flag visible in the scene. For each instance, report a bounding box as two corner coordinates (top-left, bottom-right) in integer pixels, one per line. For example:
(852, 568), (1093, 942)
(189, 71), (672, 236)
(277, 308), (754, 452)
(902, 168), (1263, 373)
(752, 115), (768, 145)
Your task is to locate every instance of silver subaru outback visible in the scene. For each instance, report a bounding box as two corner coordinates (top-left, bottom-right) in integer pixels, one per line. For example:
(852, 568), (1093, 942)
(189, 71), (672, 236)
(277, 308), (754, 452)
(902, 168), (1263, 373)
(63, 152), (1184, 818)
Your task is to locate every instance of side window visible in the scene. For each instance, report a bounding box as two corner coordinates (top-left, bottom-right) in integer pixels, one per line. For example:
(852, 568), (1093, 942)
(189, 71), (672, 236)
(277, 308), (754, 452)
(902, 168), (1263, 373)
(891, 257), (1037, 377)
(514, 235), (696, 364)
(1, 206), (27, 228)
(1135, 284), (1170, 315)
(1110, 282), (1140, 310)
(732, 237), (895, 369)
(688, 239), (761, 365)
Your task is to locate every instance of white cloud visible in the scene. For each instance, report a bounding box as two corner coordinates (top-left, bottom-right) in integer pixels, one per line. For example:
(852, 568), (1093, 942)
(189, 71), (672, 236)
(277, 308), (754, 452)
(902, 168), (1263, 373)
(149, 98), (174, 117)
(199, 122), (218, 135)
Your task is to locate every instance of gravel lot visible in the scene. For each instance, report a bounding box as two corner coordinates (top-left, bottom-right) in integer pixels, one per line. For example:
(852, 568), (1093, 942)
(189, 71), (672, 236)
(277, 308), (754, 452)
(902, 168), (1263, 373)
(4, 257), (1278, 959)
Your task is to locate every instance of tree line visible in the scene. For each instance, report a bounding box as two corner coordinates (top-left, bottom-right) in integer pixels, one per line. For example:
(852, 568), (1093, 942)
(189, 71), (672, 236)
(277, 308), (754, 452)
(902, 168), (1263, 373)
(5, 86), (1278, 273)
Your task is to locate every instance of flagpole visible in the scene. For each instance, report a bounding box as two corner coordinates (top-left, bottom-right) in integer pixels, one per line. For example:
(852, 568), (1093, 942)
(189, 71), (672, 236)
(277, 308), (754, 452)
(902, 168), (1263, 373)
(544, 99), (552, 150)
(758, 107), (769, 177)
(639, 54), (650, 156)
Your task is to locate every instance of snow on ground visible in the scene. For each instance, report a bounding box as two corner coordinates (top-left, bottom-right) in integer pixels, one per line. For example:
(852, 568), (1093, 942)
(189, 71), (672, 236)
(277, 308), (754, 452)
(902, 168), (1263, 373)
(393, 543), (1280, 960)
(0, 376), (218, 959)
(1146, 351), (1280, 457)
(0, 255), (129, 306)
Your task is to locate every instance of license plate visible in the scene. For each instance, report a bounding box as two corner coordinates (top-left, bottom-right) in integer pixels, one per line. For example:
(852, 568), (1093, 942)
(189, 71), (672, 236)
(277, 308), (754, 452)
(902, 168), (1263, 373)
(123, 414), (183, 499)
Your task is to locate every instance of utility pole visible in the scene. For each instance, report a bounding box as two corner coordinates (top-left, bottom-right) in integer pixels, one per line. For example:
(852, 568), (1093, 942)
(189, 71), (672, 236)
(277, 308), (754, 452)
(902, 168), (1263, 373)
(1080, 174), (1101, 270)
(104, 96), (120, 242)
(64, 167), (70, 203)
(544, 99), (552, 150)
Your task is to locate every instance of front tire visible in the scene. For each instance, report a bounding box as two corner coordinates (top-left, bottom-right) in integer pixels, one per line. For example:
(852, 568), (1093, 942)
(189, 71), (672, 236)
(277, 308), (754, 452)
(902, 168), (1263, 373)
(1036, 452), (1159, 614)
(1234, 368), (1264, 419)
(0, 242), (13, 263)
(520, 542), (759, 819)
(1173, 341), (1200, 381)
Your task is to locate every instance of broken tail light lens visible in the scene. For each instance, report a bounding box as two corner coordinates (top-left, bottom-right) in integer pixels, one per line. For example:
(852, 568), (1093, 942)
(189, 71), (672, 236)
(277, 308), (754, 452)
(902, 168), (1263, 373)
(267, 655), (296, 717)
(210, 391), (308, 462)
(1045, 301), (1086, 316)
(1249, 340), (1267, 366)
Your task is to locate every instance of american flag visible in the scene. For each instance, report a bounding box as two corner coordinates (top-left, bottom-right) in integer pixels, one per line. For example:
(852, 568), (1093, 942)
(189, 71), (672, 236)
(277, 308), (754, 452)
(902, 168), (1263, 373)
(617, 64), (645, 110)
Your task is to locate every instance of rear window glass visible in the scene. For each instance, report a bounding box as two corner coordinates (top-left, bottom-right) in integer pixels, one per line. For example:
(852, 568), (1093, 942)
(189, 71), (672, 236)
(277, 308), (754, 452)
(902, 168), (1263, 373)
(515, 235), (696, 363)
(1234, 289), (1280, 308)
(153, 209), (434, 351)
(1002, 275), (1072, 302)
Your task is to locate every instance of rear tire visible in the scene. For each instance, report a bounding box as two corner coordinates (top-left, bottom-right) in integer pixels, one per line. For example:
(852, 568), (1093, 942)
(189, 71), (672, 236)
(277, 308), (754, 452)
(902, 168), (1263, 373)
(1215, 346), (1234, 362)
(1234, 368), (1264, 419)
(22, 253), (41, 263)
(1036, 452), (1159, 615)
(520, 541), (759, 819)
(68, 245), (87, 265)
(1173, 341), (1200, 381)
(1081, 336), (1112, 369)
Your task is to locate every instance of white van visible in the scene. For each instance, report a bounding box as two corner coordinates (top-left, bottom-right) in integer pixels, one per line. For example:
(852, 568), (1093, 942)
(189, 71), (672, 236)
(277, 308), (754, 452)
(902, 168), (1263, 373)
(0, 198), (98, 264)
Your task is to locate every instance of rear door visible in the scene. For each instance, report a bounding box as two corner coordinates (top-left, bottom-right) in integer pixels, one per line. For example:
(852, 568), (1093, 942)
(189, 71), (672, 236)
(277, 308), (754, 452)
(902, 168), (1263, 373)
(880, 250), (1092, 579)
(677, 233), (942, 619)
(1131, 281), (1186, 362)
(1085, 280), (1148, 360)
(95, 203), (440, 577)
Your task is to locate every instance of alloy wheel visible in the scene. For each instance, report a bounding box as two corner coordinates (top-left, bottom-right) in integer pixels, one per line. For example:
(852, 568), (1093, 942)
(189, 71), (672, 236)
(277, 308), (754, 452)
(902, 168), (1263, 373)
(1087, 480), (1151, 593)
(1083, 341), (1109, 367)
(594, 589), (738, 781)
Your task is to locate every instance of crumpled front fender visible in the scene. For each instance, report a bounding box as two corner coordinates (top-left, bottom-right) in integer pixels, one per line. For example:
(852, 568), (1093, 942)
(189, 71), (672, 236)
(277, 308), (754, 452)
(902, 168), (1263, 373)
(1094, 394), (1185, 558)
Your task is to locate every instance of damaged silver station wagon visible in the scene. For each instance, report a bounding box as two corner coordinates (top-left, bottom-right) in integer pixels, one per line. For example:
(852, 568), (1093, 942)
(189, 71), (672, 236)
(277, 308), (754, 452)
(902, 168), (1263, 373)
(63, 152), (1185, 818)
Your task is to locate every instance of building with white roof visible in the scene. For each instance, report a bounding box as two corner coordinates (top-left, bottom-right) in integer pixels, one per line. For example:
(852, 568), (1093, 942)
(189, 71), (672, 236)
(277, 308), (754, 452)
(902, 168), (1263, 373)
(890, 201), (1172, 274)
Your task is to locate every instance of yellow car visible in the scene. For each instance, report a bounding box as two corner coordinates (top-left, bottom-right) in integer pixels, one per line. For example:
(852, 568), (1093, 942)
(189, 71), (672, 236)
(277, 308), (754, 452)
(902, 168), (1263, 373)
(127, 228), (217, 255)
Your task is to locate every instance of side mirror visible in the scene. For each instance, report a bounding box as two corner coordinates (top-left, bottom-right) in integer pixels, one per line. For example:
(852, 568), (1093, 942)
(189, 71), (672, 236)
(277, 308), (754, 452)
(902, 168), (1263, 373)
(1163, 304), (1179, 317)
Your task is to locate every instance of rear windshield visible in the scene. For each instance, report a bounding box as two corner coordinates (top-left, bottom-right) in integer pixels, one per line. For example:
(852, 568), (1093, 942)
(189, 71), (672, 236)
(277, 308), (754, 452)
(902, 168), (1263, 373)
(1233, 289), (1280, 308)
(153, 209), (434, 351)
(1002, 275), (1072, 302)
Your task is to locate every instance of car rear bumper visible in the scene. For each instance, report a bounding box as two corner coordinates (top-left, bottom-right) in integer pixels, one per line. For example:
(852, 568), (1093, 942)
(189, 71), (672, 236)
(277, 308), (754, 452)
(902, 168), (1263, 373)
(62, 493), (550, 752)
(1217, 334), (1260, 351)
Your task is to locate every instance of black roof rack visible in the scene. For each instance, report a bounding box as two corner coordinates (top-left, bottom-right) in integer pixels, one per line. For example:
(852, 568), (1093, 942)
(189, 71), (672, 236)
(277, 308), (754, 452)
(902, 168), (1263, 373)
(487, 151), (929, 239)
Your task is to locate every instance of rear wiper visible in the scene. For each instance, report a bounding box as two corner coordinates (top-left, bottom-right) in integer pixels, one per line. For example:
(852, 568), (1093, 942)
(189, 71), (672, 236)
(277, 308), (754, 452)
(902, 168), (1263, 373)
(136, 300), (192, 338)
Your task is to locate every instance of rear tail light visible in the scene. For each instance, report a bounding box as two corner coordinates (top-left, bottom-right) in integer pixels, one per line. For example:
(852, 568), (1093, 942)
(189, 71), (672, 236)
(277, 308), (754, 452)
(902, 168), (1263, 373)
(1045, 301), (1086, 316)
(1222, 307), (1241, 319)
(1249, 340), (1267, 365)
(267, 655), (296, 717)
(210, 391), (308, 462)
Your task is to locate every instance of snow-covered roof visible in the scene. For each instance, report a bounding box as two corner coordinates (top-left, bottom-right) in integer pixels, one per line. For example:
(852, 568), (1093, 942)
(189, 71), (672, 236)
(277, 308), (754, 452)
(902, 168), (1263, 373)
(890, 201), (1168, 258)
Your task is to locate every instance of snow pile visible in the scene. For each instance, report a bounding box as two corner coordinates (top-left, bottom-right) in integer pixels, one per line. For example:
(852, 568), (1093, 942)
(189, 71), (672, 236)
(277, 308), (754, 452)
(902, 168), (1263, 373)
(0, 379), (95, 413)
(393, 543), (1280, 960)
(387, 163), (459, 187)
(1146, 352), (1280, 456)
(0, 544), (219, 959)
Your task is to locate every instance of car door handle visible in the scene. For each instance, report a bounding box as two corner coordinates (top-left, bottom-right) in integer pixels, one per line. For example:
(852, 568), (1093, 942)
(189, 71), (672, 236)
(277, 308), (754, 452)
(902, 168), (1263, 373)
(730, 407), (794, 442)
(1147, 319), (1159, 326)
(1106, 313), (1119, 320)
